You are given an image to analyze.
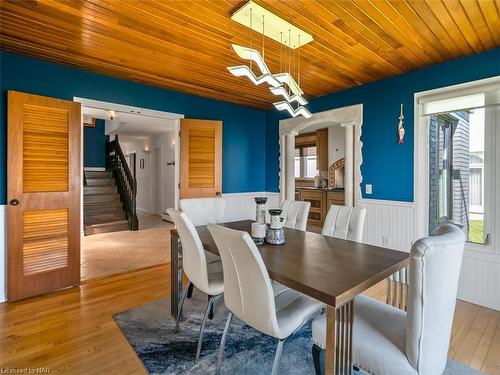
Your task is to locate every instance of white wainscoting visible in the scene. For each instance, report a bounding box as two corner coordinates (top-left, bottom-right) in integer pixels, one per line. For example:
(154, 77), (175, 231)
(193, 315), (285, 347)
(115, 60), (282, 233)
(458, 249), (500, 311)
(2, 196), (498, 309)
(358, 199), (415, 252)
(0, 205), (6, 303)
(358, 198), (500, 311)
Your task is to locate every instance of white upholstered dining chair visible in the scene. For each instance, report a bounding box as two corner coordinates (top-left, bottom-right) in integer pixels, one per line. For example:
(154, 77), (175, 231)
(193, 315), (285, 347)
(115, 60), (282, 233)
(179, 197), (226, 227)
(281, 199), (311, 231)
(311, 224), (466, 375)
(321, 205), (366, 242)
(208, 224), (324, 375)
(166, 208), (224, 363)
(180, 197), (225, 265)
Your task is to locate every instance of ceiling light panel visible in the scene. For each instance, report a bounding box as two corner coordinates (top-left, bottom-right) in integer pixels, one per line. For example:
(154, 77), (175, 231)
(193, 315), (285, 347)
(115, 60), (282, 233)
(231, 0), (313, 48)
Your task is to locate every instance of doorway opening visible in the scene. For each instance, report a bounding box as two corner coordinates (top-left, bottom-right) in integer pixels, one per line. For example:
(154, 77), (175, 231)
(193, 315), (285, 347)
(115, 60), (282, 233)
(279, 104), (363, 230)
(77, 98), (183, 281)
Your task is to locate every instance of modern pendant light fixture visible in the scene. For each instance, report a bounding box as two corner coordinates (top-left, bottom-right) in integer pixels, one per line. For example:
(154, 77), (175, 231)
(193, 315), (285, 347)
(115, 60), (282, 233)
(227, 45), (281, 88)
(273, 101), (312, 119)
(269, 86), (308, 105)
(228, 1), (314, 119)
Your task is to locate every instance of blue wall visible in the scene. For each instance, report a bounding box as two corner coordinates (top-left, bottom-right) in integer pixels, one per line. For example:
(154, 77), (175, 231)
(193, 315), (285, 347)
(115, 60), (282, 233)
(0, 51), (267, 204)
(84, 118), (106, 168)
(266, 48), (500, 202)
(2, 48), (499, 205)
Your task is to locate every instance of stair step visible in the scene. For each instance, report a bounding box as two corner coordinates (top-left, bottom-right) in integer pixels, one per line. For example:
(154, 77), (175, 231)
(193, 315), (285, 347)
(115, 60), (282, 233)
(85, 170), (113, 179)
(84, 219), (129, 236)
(84, 186), (117, 195)
(84, 194), (121, 203)
(84, 205), (124, 216)
(86, 178), (114, 187)
(85, 212), (126, 225)
(84, 200), (122, 207)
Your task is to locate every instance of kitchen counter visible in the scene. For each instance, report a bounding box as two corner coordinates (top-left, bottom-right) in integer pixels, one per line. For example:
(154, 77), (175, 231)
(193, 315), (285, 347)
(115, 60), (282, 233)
(296, 186), (345, 192)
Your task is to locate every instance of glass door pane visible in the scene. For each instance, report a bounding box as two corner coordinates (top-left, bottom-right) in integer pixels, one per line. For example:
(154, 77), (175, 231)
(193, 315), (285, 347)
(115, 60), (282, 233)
(429, 108), (486, 244)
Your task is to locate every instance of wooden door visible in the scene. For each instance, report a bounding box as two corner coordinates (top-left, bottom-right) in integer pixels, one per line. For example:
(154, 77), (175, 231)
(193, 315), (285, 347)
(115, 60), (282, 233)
(180, 119), (222, 198)
(7, 91), (81, 301)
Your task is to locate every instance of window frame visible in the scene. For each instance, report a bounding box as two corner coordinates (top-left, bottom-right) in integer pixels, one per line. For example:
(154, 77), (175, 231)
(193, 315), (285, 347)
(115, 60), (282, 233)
(294, 145), (317, 179)
(414, 77), (500, 255)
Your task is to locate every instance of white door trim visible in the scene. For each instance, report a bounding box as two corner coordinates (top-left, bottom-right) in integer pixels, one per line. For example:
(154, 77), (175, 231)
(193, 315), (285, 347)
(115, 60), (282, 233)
(74, 97), (184, 230)
(278, 104), (363, 206)
(414, 76), (500, 311)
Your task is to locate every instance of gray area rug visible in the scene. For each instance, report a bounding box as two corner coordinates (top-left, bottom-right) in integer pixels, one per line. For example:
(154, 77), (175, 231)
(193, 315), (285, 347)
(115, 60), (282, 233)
(113, 290), (482, 374)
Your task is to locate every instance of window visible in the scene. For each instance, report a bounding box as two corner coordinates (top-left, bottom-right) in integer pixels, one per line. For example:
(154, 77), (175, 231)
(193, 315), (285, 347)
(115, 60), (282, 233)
(294, 146), (317, 178)
(428, 107), (493, 245)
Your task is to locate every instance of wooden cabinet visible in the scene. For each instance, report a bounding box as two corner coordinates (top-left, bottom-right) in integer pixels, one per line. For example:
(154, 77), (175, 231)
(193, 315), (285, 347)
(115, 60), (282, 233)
(300, 189), (325, 225)
(295, 189), (301, 201)
(327, 191), (345, 207)
(295, 188), (345, 226)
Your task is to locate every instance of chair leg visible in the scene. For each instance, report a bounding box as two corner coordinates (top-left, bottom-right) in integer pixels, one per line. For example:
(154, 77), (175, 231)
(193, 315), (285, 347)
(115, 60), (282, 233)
(195, 295), (216, 363)
(175, 280), (191, 333)
(311, 344), (325, 375)
(271, 338), (287, 375)
(208, 295), (215, 320)
(186, 282), (194, 299)
(216, 312), (233, 375)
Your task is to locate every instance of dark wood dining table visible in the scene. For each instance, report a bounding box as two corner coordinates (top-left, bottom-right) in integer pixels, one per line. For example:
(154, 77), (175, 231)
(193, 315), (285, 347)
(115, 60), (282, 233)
(170, 220), (409, 375)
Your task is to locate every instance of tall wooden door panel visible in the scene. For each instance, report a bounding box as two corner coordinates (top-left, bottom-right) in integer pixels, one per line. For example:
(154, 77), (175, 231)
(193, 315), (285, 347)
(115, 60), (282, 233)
(180, 119), (222, 198)
(7, 91), (81, 301)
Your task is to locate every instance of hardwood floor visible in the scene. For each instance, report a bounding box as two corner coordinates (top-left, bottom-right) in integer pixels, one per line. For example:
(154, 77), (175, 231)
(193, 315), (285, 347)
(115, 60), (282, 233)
(1, 264), (499, 374)
(81, 213), (173, 281)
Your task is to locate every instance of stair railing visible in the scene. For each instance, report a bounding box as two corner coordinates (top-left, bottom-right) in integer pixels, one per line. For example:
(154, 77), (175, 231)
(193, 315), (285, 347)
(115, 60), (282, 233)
(107, 134), (138, 230)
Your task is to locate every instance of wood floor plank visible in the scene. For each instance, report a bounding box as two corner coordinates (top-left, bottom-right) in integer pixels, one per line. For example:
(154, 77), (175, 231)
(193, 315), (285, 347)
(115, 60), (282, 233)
(449, 302), (481, 358)
(454, 306), (494, 365)
(470, 311), (500, 371)
(481, 318), (500, 374)
(0, 263), (499, 374)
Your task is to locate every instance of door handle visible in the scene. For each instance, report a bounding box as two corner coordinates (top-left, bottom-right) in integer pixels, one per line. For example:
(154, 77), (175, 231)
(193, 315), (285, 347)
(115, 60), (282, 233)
(9, 198), (19, 206)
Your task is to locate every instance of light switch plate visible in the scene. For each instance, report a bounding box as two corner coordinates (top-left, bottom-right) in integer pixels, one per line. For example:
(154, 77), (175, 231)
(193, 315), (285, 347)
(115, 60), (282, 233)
(366, 184), (372, 194)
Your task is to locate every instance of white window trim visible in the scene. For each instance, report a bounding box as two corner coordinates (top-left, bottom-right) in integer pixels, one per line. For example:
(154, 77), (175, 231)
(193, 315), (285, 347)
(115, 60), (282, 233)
(414, 76), (500, 254)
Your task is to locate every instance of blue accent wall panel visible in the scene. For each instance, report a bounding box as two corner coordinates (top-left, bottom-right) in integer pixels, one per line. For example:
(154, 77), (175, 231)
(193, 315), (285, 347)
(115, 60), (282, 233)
(265, 48), (500, 202)
(84, 118), (106, 168)
(0, 52), (266, 204)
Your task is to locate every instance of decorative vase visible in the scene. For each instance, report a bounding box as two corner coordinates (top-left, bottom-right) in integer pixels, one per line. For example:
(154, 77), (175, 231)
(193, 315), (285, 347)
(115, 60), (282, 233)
(254, 197), (268, 224)
(266, 209), (285, 245)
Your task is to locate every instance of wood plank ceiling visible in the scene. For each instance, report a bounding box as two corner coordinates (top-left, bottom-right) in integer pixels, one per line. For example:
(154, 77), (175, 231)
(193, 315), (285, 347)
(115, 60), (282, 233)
(1, 0), (499, 110)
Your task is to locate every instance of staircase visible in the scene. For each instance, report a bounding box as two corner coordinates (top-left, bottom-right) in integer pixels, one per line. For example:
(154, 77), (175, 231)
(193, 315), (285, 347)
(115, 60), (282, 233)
(84, 135), (139, 235)
(84, 170), (129, 235)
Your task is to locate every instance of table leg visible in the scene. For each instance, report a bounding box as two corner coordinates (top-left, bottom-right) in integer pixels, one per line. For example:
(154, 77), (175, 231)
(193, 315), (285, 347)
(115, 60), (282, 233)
(170, 236), (182, 319)
(325, 301), (353, 375)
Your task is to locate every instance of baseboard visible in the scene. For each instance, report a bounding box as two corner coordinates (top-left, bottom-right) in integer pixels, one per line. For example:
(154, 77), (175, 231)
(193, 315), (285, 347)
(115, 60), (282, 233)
(84, 167), (106, 171)
(458, 292), (500, 311)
